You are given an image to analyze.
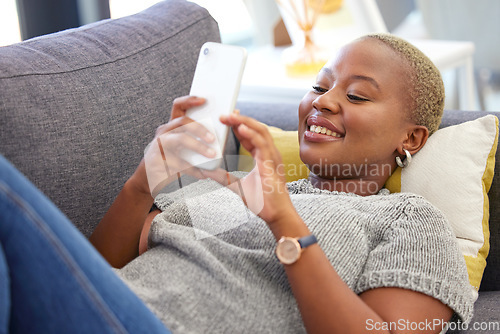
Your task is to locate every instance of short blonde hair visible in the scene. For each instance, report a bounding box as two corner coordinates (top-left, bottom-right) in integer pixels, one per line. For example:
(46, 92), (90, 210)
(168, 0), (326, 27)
(364, 33), (445, 135)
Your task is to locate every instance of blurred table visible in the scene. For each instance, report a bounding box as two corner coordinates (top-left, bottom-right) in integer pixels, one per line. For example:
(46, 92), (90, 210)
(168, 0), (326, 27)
(240, 39), (476, 110)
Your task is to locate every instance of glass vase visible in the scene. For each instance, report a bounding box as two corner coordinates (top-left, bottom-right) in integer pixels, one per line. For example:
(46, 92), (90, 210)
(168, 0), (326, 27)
(276, 0), (335, 76)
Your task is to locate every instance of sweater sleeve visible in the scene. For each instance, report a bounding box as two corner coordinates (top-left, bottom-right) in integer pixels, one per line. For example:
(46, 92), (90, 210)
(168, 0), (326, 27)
(355, 194), (475, 324)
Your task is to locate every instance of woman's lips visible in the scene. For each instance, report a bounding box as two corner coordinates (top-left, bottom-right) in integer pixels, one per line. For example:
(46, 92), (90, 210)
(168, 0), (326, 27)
(304, 115), (344, 142)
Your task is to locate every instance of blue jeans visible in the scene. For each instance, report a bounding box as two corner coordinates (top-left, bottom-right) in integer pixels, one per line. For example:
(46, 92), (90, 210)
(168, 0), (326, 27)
(0, 155), (170, 334)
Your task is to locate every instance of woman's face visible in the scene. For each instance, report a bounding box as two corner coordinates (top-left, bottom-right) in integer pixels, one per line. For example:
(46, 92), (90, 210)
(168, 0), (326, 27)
(298, 38), (414, 182)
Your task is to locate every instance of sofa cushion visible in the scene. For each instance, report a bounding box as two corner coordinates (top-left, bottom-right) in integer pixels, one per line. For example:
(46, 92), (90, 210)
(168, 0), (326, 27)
(385, 115), (498, 298)
(439, 112), (500, 293)
(0, 0), (221, 237)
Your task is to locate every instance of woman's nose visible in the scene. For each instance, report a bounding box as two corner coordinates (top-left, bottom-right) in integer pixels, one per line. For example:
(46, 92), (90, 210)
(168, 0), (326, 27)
(312, 90), (340, 114)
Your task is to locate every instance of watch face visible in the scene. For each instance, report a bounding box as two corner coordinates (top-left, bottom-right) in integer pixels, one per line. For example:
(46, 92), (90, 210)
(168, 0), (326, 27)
(276, 238), (301, 265)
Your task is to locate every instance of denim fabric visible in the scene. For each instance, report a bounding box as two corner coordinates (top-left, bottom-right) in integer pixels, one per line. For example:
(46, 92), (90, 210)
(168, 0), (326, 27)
(0, 244), (9, 333)
(0, 155), (169, 334)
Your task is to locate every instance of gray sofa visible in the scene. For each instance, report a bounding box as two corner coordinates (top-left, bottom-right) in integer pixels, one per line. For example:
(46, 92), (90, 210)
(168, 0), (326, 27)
(0, 0), (498, 332)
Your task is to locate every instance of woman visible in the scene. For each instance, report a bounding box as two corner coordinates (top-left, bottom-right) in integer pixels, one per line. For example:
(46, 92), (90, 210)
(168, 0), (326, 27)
(1, 34), (473, 333)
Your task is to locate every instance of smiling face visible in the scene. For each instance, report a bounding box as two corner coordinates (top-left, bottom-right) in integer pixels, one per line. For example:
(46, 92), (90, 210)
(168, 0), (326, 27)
(298, 37), (420, 194)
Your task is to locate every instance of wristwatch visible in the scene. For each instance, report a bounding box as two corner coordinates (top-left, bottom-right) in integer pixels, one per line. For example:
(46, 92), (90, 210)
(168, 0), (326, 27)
(275, 234), (317, 265)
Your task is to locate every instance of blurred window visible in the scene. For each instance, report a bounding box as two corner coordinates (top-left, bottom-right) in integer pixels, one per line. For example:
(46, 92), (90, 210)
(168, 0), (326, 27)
(109, 0), (253, 46)
(0, 0), (22, 46)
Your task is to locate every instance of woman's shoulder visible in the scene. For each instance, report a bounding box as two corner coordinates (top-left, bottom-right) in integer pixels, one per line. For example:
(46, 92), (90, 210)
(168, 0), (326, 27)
(381, 190), (448, 221)
(369, 190), (452, 233)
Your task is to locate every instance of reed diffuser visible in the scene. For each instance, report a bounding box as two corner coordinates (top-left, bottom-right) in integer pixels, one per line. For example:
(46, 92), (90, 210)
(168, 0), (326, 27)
(275, 0), (334, 76)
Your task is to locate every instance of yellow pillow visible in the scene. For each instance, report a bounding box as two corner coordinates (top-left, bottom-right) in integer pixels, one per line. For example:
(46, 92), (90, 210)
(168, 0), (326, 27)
(385, 115), (498, 298)
(238, 126), (309, 182)
(238, 116), (499, 298)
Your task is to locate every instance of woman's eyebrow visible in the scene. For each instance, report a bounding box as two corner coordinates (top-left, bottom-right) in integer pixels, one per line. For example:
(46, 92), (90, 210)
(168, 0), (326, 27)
(318, 68), (380, 91)
(318, 67), (334, 79)
(350, 75), (380, 91)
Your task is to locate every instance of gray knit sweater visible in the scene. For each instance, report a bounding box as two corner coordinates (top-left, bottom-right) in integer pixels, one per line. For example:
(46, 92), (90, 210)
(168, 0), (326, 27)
(116, 177), (474, 333)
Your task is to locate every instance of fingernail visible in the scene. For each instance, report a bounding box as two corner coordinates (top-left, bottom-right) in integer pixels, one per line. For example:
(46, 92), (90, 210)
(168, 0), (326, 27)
(205, 132), (214, 142)
(207, 148), (216, 157)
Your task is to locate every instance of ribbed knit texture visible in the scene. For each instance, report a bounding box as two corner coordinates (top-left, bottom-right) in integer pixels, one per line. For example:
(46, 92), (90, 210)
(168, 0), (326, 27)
(116, 177), (474, 333)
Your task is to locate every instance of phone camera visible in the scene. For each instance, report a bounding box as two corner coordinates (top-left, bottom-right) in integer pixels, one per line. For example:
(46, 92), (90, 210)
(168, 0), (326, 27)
(203, 48), (209, 55)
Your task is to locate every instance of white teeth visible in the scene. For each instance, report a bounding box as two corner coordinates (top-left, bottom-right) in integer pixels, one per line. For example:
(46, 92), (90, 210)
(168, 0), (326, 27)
(308, 125), (342, 138)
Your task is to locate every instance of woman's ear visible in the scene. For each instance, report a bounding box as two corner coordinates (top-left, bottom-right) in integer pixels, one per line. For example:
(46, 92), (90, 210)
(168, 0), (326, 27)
(399, 125), (429, 155)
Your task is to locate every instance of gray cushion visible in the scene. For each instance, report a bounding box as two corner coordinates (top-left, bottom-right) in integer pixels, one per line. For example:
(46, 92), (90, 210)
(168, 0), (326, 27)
(237, 101), (299, 131)
(0, 0), (221, 237)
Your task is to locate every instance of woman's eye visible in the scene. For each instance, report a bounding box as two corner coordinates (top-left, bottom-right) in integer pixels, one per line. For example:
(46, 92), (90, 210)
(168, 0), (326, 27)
(312, 85), (328, 94)
(347, 94), (369, 102)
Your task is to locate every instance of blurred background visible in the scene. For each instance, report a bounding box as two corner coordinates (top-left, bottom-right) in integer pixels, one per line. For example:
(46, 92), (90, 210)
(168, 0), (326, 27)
(1, 0), (498, 112)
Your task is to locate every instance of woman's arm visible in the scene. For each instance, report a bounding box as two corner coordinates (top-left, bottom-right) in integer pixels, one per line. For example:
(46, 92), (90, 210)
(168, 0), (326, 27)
(89, 160), (154, 268)
(90, 96), (214, 268)
(219, 113), (453, 334)
(276, 212), (452, 334)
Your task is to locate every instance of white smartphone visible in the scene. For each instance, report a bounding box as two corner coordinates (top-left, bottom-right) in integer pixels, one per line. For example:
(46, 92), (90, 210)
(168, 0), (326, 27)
(180, 42), (247, 170)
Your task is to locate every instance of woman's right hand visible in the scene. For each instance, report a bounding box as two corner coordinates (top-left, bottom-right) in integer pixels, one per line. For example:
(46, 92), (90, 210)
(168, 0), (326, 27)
(128, 96), (216, 198)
